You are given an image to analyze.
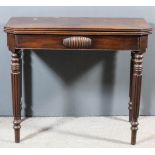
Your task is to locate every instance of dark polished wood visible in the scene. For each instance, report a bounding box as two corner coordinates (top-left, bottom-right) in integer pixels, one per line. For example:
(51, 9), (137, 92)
(130, 51), (144, 145)
(11, 50), (21, 143)
(4, 17), (152, 144)
(129, 52), (134, 122)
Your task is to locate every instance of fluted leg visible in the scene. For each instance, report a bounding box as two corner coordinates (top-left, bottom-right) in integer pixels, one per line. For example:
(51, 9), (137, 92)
(11, 50), (22, 143)
(128, 52), (134, 122)
(130, 51), (144, 145)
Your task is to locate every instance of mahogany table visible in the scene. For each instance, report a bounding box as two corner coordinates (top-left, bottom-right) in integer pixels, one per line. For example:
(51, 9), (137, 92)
(4, 17), (152, 145)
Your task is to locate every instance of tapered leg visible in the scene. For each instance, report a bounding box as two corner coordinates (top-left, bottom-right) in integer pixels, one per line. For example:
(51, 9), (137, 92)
(128, 52), (134, 122)
(11, 50), (22, 143)
(130, 51), (144, 145)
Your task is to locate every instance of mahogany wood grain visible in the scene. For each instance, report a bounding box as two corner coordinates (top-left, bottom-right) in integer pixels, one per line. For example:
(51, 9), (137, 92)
(4, 17), (152, 145)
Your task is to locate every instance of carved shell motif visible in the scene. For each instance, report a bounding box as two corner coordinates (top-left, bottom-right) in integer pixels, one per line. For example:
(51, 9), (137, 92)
(63, 36), (92, 48)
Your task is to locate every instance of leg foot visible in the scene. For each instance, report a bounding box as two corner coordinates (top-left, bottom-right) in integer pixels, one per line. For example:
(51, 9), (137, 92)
(15, 130), (20, 143)
(13, 119), (21, 143)
(131, 121), (139, 145)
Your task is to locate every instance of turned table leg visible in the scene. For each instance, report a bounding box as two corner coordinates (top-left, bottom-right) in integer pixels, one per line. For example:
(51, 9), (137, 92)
(130, 51), (144, 145)
(128, 52), (134, 122)
(11, 50), (22, 143)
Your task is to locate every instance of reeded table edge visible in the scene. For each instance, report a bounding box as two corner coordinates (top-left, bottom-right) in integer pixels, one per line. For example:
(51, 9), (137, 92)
(4, 27), (152, 35)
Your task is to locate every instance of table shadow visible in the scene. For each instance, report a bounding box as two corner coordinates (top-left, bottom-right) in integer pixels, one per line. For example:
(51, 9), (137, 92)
(21, 117), (129, 145)
(23, 50), (117, 116)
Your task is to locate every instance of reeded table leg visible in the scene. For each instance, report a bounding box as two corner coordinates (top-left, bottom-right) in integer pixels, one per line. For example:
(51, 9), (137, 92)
(128, 52), (134, 122)
(11, 50), (22, 143)
(130, 51), (144, 145)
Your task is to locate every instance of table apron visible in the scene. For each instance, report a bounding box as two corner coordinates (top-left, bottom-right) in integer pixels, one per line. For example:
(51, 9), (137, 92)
(14, 34), (148, 51)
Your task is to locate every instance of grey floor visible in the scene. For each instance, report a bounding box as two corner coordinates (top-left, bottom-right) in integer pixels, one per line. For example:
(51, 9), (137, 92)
(0, 116), (155, 147)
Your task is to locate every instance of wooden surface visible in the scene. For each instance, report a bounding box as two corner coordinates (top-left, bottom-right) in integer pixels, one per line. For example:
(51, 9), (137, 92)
(4, 17), (152, 34)
(15, 35), (142, 50)
(4, 17), (152, 145)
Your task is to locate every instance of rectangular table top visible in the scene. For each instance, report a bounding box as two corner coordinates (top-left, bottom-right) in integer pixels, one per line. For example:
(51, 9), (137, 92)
(4, 17), (152, 34)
